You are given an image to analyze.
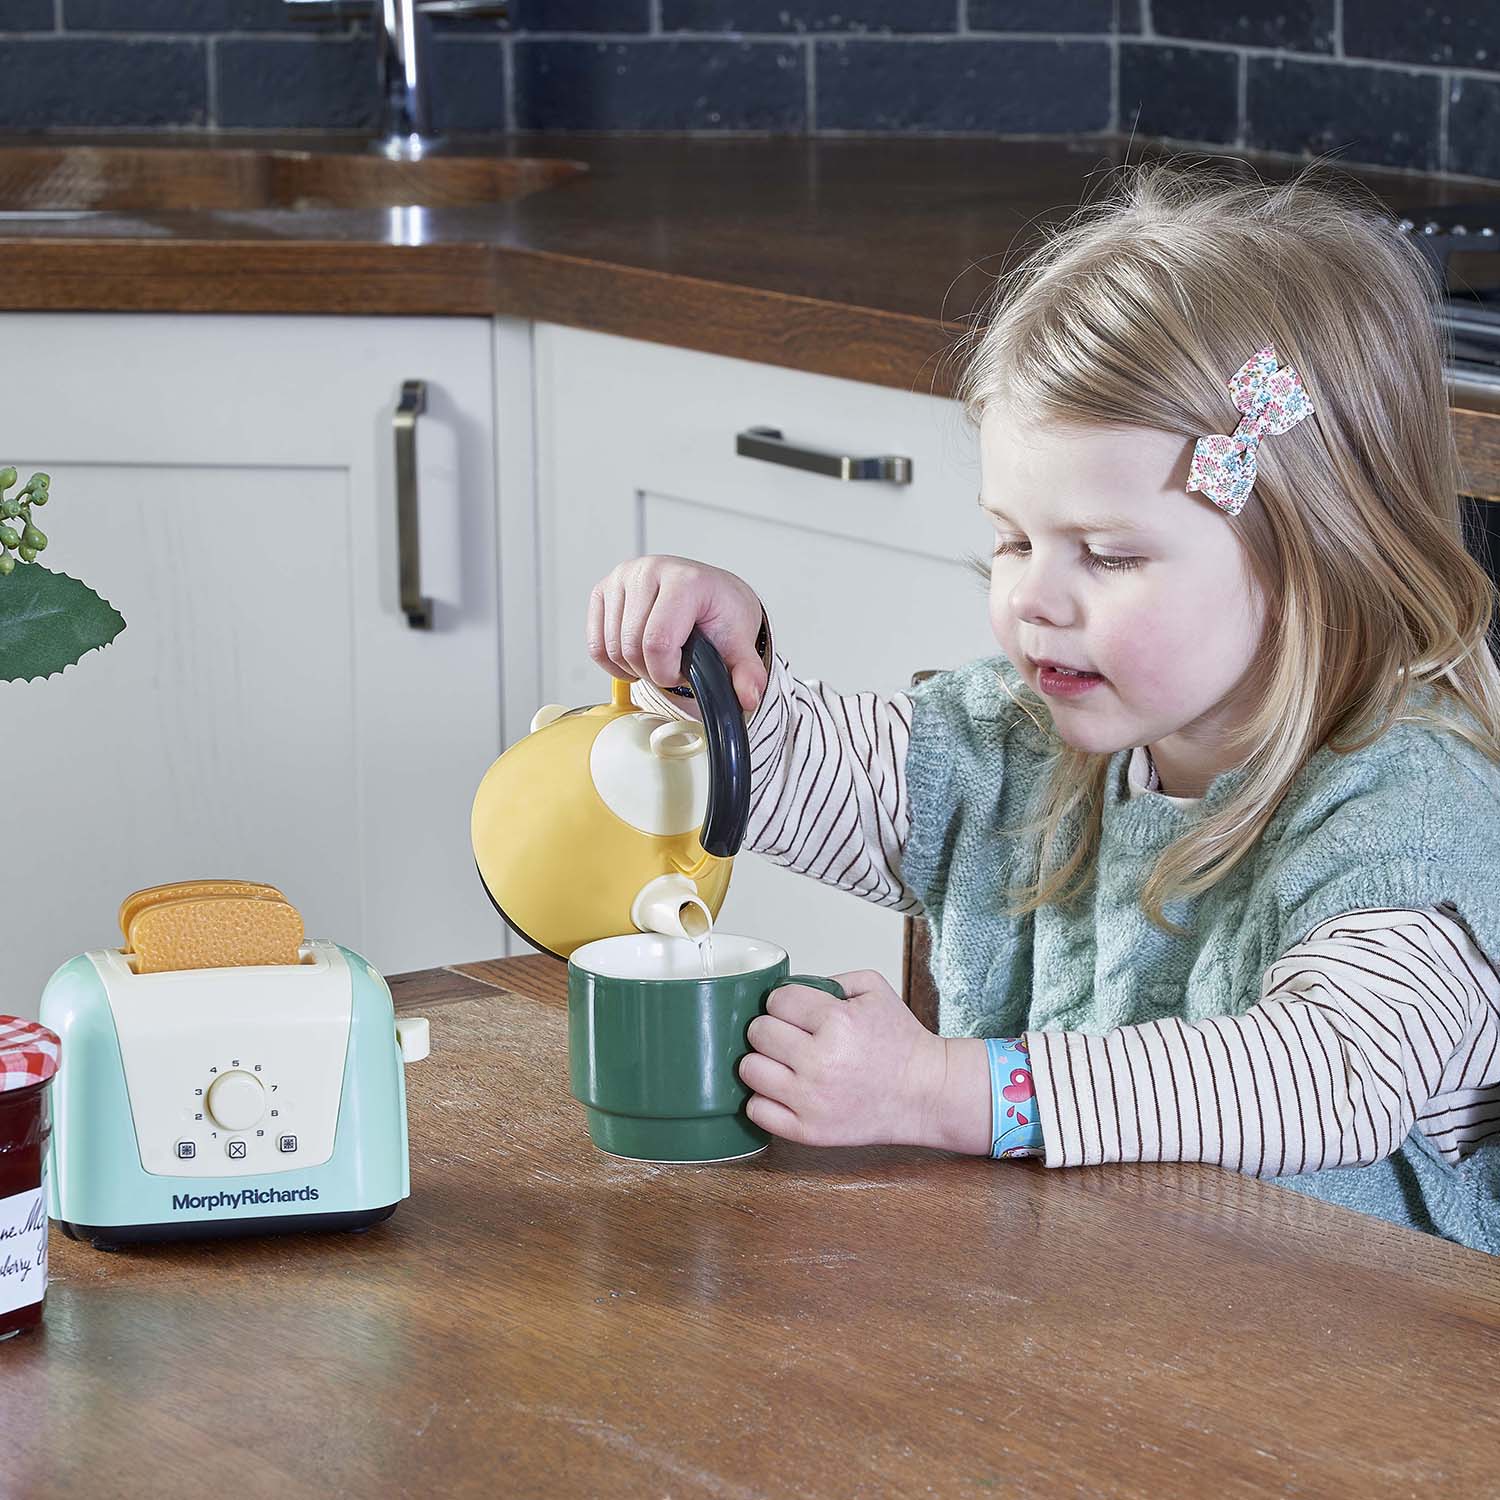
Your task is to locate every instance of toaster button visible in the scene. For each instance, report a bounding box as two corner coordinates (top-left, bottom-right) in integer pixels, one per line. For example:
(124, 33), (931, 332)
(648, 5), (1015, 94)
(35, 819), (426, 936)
(277, 1135), (298, 1153)
(175, 1140), (196, 1159)
(226, 1139), (247, 1160)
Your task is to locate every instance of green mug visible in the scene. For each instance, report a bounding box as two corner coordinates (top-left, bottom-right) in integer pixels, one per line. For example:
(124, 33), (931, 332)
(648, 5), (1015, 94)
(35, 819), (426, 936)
(567, 932), (846, 1163)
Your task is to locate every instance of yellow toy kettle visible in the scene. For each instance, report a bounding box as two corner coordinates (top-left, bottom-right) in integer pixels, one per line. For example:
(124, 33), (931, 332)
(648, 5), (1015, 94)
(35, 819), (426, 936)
(470, 627), (752, 959)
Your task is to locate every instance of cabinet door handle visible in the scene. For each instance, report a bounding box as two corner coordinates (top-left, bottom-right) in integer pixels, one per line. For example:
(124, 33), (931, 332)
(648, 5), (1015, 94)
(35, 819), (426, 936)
(394, 379), (433, 629)
(734, 425), (913, 484)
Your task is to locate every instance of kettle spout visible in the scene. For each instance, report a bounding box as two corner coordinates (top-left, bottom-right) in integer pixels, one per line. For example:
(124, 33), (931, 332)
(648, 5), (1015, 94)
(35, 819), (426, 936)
(631, 873), (713, 942)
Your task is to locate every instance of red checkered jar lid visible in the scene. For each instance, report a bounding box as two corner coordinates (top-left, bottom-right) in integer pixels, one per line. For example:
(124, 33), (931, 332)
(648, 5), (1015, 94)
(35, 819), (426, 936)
(0, 1017), (60, 1092)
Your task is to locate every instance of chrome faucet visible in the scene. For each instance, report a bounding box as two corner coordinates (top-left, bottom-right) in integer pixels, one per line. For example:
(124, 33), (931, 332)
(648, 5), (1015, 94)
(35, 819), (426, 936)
(285, 0), (509, 158)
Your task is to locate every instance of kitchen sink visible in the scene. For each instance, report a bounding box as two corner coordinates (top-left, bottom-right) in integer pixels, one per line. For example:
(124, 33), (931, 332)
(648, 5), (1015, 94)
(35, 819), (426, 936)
(0, 143), (588, 214)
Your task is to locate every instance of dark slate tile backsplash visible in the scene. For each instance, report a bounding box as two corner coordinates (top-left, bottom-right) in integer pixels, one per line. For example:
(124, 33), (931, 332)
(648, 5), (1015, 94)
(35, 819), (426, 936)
(817, 38), (1110, 132)
(2, 0), (1498, 180)
(515, 39), (806, 131)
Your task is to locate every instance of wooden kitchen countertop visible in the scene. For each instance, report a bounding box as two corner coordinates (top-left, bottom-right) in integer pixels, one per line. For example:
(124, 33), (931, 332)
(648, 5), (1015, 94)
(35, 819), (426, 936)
(4, 130), (1500, 403)
(8, 954), (1498, 1498)
(8, 130), (1500, 494)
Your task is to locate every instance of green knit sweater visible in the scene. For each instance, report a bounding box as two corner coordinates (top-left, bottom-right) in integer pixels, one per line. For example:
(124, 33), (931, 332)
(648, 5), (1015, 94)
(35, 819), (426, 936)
(901, 653), (1500, 1253)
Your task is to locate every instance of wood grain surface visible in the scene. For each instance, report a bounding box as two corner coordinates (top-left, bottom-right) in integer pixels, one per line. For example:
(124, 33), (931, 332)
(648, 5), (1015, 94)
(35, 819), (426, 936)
(4, 129), (1500, 427)
(6, 129), (1500, 492)
(5, 955), (1496, 1499)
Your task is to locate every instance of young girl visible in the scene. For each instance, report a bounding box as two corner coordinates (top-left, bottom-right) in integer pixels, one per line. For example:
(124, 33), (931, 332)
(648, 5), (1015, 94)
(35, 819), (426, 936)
(587, 159), (1500, 1257)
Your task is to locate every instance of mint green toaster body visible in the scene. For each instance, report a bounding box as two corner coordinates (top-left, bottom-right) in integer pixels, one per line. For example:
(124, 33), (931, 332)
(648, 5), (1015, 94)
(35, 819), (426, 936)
(38, 939), (424, 1251)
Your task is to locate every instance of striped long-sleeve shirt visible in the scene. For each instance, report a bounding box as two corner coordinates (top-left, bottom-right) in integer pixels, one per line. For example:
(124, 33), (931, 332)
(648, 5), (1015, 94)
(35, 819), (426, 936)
(632, 620), (1500, 1175)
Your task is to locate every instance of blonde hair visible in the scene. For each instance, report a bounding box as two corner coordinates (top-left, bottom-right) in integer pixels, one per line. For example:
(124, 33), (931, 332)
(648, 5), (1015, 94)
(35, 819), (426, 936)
(948, 154), (1500, 938)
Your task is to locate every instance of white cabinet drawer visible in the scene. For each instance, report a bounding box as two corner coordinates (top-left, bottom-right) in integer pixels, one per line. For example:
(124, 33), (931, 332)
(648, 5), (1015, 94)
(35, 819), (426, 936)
(537, 322), (985, 566)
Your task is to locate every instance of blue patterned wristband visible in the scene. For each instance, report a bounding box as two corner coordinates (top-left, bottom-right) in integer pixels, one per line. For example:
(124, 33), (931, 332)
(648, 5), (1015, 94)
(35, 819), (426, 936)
(986, 1036), (1045, 1159)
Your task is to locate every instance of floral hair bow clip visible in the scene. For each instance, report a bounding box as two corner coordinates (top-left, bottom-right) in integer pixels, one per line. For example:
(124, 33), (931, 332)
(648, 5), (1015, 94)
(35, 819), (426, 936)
(1186, 344), (1315, 516)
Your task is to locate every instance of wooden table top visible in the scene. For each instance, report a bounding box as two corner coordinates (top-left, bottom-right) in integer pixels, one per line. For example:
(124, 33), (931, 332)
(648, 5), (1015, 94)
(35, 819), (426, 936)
(7, 954), (1499, 1498)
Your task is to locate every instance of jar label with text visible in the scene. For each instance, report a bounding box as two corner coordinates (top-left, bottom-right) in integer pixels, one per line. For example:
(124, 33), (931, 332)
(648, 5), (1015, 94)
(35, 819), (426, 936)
(0, 1162), (49, 1315)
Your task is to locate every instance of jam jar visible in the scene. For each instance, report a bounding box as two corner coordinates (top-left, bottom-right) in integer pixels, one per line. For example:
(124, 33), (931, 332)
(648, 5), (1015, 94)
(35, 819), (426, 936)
(0, 1017), (60, 1341)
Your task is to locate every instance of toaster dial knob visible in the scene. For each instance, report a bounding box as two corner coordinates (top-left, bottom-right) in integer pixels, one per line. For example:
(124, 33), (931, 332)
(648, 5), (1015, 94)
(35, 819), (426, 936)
(205, 1070), (267, 1132)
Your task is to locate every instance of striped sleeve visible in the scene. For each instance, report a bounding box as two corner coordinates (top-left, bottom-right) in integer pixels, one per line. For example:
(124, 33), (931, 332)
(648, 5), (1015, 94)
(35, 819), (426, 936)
(631, 610), (922, 914)
(1024, 903), (1500, 1176)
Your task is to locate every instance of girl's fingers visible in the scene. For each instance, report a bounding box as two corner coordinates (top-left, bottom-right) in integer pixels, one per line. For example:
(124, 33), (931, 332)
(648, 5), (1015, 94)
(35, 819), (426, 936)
(745, 1092), (804, 1142)
(589, 559), (764, 706)
(746, 1012), (815, 1066)
(766, 983), (846, 1034)
(738, 1048), (798, 1103)
(618, 575), (663, 685)
(641, 587), (695, 691)
(731, 660), (769, 718)
(586, 587), (628, 679)
(602, 580), (629, 680)
(586, 587), (603, 664)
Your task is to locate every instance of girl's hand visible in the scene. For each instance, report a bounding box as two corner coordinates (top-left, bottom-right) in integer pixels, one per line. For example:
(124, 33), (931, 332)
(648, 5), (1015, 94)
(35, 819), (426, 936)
(587, 554), (768, 718)
(738, 970), (950, 1148)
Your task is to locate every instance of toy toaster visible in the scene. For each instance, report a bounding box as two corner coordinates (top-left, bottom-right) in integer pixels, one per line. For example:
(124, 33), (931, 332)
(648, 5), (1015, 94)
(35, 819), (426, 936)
(37, 880), (431, 1252)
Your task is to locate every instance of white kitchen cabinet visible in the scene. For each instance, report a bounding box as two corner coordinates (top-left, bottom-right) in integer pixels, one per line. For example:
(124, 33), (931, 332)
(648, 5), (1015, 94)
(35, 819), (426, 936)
(0, 312), (514, 1016)
(529, 322), (991, 985)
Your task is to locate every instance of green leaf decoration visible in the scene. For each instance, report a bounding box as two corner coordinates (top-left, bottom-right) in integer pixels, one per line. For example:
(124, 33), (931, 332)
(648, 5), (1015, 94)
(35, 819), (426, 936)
(0, 566), (126, 683)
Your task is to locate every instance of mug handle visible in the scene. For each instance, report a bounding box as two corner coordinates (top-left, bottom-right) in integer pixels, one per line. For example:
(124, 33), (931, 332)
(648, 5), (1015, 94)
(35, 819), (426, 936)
(768, 974), (847, 1001)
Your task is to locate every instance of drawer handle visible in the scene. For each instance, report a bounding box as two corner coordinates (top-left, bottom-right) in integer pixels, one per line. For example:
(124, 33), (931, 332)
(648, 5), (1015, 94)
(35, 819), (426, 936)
(394, 379), (433, 629)
(735, 425), (913, 484)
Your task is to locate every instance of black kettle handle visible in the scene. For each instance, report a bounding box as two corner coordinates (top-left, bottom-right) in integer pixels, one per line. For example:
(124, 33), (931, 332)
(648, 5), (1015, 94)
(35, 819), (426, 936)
(682, 626), (751, 858)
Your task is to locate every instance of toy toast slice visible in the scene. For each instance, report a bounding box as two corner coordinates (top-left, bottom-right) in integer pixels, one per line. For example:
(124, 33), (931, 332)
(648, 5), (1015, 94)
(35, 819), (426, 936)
(119, 880), (286, 947)
(128, 895), (305, 973)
